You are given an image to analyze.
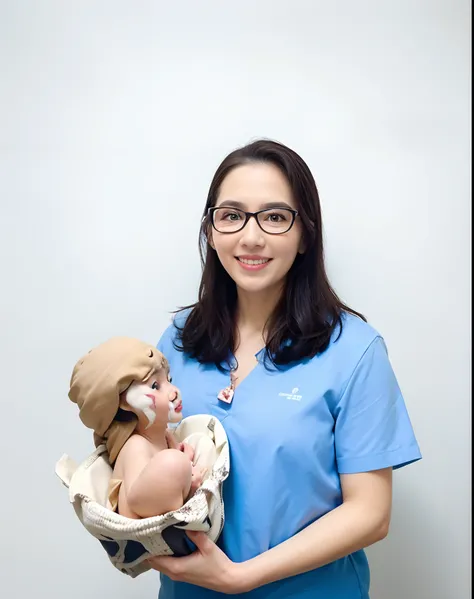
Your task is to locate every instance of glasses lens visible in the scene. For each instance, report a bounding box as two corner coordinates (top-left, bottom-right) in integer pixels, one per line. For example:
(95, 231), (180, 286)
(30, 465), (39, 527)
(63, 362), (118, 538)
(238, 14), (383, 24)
(212, 208), (246, 232)
(257, 208), (294, 234)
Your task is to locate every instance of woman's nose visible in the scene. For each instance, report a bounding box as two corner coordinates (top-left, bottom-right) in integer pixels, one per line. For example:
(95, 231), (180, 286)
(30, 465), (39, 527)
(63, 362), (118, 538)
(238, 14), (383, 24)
(239, 217), (265, 247)
(168, 388), (178, 401)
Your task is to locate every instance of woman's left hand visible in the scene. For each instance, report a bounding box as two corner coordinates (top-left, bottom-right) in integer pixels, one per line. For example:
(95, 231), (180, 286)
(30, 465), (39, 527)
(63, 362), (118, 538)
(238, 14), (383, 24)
(147, 531), (244, 594)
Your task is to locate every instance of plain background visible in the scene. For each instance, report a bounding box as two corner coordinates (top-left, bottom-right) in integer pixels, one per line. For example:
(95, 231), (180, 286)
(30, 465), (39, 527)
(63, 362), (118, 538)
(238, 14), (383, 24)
(0, 1), (471, 598)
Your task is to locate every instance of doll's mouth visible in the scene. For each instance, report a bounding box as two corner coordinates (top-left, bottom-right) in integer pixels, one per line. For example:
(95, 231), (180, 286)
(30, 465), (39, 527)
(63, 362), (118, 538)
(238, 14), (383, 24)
(173, 400), (182, 413)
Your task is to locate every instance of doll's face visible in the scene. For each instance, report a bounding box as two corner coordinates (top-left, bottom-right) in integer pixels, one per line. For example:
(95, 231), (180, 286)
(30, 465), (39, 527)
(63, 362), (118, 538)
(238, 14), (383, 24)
(124, 368), (183, 428)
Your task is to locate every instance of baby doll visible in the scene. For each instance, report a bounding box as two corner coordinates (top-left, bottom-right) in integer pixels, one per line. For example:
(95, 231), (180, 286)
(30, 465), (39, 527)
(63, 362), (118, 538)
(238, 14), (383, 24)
(68, 337), (206, 519)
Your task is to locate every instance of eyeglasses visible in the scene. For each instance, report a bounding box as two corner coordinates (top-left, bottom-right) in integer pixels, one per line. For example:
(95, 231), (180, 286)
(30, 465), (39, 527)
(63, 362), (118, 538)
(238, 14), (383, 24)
(208, 206), (298, 235)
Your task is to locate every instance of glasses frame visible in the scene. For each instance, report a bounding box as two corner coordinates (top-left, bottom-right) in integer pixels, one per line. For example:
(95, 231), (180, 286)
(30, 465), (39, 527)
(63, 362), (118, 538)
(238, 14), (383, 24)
(208, 206), (299, 235)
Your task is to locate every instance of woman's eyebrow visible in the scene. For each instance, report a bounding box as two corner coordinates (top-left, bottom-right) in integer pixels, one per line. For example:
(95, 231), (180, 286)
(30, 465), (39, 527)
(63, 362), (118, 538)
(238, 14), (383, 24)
(260, 201), (294, 210)
(217, 200), (294, 210)
(216, 200), (245, 208)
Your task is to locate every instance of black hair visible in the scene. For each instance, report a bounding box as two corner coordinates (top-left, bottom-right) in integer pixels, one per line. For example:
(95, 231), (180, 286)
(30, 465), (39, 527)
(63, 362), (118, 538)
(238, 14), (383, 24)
(174, 139), (365, 369)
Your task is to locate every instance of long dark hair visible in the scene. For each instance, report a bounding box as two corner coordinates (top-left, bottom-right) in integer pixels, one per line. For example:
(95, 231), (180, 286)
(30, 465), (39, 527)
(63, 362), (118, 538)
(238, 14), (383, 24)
(175, 139), (365, 369)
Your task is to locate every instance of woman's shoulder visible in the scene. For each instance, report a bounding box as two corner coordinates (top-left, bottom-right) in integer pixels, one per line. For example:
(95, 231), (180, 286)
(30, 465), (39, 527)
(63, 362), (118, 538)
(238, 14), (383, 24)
(338, 310), (381, 342)
(328, 311), (384, 363)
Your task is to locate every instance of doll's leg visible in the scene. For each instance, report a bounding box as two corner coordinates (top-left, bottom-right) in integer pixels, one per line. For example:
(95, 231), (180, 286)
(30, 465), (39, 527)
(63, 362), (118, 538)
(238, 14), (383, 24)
(127, 449), (194, 518)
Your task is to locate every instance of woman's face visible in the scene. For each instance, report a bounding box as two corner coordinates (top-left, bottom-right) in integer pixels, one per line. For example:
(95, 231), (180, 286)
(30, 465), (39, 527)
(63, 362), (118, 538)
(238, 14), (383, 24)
(210, 162), (303, 297)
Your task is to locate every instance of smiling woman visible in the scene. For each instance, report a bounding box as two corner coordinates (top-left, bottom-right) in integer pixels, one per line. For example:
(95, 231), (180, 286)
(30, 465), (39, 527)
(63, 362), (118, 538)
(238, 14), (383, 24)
(150, 139), (422, 598)
(208, 162), (304, 298)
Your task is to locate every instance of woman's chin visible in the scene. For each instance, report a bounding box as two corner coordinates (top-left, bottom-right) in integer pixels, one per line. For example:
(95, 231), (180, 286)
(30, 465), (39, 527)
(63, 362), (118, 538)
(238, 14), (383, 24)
(234, 276), (285, 297)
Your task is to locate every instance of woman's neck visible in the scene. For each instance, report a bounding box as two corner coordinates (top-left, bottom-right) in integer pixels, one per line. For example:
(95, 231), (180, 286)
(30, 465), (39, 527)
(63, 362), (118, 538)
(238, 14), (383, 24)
(236, 285), (283, 342)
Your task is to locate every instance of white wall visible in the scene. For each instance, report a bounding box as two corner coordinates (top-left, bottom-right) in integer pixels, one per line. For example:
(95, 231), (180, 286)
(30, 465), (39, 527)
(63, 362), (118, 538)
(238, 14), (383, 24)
(1, 2), (470, 598)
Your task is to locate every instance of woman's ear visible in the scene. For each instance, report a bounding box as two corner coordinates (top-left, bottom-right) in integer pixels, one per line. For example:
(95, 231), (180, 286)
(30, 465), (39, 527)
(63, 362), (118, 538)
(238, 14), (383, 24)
(298, 238), (306, 254)
(202, 217), (215, 249)
(206, 226), (215, 250)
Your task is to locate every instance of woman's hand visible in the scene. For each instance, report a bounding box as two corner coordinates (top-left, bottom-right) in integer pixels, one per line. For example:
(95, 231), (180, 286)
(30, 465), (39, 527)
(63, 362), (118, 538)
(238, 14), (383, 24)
(147, 531), (244, 594)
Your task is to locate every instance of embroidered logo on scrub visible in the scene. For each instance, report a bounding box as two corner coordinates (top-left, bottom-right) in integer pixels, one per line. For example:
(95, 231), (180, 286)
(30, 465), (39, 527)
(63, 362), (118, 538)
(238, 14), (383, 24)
(278, 387), (302, 401)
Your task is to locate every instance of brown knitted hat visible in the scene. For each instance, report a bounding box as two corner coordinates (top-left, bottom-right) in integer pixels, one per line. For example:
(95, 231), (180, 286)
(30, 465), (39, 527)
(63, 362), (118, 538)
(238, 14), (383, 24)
(68, 337), (168, 464)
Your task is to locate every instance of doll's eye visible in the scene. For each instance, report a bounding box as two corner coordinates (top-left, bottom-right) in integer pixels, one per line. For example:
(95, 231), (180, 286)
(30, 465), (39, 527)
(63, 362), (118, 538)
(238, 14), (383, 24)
(151, 381), (160, 390)
(167, 374), (172, 383)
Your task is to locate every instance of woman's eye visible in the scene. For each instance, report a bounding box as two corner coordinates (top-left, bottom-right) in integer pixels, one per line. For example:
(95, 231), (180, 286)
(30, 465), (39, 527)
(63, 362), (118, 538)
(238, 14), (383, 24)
(223, 211), (241, 221)
(167, 375), (172, 383)
(151, 381), (160, 390)
(266, 211), (286, 222)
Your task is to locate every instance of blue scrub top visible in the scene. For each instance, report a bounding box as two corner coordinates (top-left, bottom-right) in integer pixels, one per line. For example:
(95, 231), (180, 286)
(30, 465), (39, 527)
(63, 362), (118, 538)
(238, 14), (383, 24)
(157, 311), (422, 599)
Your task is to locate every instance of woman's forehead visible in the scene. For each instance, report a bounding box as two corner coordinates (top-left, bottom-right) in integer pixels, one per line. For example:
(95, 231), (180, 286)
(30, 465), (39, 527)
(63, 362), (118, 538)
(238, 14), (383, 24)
(218, 163), (295, 209)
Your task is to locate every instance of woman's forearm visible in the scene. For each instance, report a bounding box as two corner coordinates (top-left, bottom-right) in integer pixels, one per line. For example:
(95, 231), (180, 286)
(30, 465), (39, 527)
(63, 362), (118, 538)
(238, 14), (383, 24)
(237, 501), (389, 592)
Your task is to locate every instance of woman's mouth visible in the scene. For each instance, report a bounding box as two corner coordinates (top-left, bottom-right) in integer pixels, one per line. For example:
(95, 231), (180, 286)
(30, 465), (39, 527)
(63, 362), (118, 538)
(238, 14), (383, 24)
(236, 256), (272, 271)
(173, 400), (183, 413)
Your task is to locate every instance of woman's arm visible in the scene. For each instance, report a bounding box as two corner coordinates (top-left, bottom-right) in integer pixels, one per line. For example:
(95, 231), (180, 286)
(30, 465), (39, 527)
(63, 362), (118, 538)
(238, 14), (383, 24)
(237, 467), (392, 592)
(147, 467), (392, 594)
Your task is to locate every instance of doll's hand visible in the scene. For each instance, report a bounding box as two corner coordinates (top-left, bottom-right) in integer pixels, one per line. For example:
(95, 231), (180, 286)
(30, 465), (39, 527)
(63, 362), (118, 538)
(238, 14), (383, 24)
(180, 442), (195, 463)
(165, 428), (181, 450)
(165, 430), (195, 462)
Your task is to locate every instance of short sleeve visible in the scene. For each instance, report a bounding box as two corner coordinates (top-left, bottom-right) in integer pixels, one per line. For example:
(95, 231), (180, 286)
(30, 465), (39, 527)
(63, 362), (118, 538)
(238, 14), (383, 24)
(334, 336), (422, 474)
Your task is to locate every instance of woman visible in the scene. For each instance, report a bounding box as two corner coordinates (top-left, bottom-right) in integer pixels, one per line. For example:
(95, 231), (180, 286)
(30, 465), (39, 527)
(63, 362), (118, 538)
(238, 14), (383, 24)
(149, 139), (422, 598)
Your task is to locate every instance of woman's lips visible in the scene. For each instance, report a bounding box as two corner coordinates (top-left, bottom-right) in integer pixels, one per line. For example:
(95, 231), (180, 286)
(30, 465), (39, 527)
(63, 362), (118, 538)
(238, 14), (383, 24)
(235, 256), (272, 271)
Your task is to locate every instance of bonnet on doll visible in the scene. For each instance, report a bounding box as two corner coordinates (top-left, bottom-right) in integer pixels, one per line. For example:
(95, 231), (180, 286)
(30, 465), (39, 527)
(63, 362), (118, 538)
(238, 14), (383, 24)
(68, 337), (168, 464)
